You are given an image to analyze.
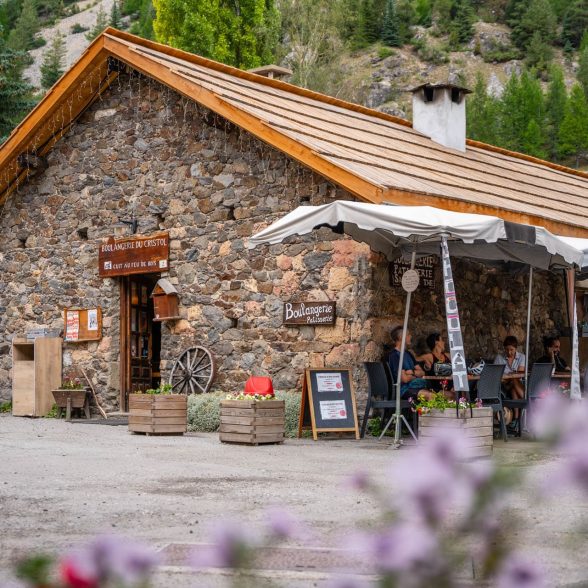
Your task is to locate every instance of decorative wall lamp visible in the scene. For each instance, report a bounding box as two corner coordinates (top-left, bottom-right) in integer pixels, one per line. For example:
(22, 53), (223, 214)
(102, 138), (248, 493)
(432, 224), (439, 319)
(113, 217), (138, 237)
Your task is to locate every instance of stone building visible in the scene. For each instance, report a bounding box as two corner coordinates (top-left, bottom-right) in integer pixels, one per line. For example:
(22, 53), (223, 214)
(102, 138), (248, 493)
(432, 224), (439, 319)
(0, 29), (587, 411)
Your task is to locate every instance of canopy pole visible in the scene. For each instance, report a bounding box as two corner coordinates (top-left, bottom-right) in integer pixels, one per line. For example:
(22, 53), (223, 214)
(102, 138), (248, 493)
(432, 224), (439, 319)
(524, 266), (533, 398)
(393, 249), (416, 448)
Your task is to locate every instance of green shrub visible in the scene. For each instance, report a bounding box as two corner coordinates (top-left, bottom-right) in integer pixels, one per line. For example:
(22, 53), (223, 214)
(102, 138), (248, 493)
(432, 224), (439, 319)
(0, 401), (12, 413)
(187, 390), (302, 438)
(70, 23), (89, 34)
(377, 46), (395, 60)
(44, 404), (60, 418)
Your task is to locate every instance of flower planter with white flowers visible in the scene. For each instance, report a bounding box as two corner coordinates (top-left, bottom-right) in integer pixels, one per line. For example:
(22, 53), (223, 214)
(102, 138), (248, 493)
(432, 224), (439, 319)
(220, 393), (285, 445)
(128, 384), (187, 435)
(418, 407), (494, 459)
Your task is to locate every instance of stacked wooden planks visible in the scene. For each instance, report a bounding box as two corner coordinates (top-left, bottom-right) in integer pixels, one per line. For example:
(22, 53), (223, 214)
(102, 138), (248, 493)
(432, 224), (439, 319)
(219, 400), (285, 445)
(128, 394), (187, 435)
(419, 407), (493, 458)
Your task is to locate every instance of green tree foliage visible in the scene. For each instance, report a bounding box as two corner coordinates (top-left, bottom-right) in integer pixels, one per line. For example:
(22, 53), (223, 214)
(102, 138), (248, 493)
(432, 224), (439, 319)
(545, 65), (567, 159)
(110, 0), (122, 27)
(396, 0), (415, 43)
(0, 0), (25, 38)
(524, 30), (553, 74)
(558, 84), (588, 164)
(382, 0), (400, 46)
(7, 0), (40, 51)
(562, 0), (588, 50)
(153, 0), (280, 69)
(578, 47), (588, 101)
(451, 0), (476, 44)
(40, 31), (65, 89)
(511, 0), (556, 50)
(432, 0), (452, 33)
(0, 34), (35, 140)
(86, 5), (109, 41)
(466, 72), (500, 144)
(414, 0), (432, 25)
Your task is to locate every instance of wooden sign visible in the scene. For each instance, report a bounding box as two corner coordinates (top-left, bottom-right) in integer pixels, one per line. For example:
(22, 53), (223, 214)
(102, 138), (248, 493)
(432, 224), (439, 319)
(298, 368), (359, 440)
(390, 255), (436, 289)
(283, 301), (336, 325)
(64, 307), (102, 342)
(98, 232), (169, 277)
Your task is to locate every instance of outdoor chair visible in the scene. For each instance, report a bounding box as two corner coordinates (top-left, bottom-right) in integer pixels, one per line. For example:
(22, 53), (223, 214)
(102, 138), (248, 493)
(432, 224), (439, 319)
(361, 362), (416, 439)
(502, 363), (553, 437)
(476, 363), (507, 442)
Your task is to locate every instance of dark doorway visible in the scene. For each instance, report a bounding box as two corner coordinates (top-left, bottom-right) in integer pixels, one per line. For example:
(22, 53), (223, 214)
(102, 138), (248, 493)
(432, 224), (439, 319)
(119, 274), (162, 411)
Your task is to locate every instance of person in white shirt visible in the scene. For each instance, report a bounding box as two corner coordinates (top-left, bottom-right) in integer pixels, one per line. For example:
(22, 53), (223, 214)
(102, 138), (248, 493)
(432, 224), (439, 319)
(494, 336), (526, 424)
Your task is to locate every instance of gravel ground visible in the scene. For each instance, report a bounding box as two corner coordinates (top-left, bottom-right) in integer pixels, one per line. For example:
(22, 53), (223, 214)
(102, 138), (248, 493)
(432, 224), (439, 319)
(25, 0), (115, 89)
(1, 414), (587, 587)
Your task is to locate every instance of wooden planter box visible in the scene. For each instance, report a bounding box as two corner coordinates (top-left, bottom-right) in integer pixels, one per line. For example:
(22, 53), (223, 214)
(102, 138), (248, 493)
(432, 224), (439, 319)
(128, 394), (187, 435)
(419, 407), (493, 459)
(220, 399), (285, 445)
(52, 388), (90, 420)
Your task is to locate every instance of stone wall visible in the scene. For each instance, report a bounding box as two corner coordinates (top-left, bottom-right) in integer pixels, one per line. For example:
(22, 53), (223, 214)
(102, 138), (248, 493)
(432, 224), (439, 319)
(0, 69), (568, 409)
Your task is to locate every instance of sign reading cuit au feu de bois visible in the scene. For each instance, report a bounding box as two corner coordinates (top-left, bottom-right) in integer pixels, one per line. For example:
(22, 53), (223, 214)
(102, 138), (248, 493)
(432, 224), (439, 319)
(98, 232), (170, 278)
(283, 301), (336, 326)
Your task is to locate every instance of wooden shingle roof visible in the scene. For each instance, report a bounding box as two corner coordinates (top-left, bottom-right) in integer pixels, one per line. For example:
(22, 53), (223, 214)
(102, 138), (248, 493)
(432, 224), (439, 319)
(1, 28), (587, 236)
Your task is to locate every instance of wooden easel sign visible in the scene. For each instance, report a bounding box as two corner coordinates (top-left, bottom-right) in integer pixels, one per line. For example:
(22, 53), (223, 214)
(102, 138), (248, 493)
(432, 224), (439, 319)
(298, 368), (360, 440)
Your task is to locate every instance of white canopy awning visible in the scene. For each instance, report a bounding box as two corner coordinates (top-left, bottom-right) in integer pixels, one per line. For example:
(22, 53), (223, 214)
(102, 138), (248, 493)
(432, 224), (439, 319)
(558, 236), (588, 271)
(248, 202), (582, 270)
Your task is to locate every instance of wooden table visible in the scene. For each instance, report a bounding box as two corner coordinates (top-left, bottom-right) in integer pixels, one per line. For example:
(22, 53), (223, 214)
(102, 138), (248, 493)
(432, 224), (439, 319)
(552, 372), (571, 379)
(423, 373), (525, 382)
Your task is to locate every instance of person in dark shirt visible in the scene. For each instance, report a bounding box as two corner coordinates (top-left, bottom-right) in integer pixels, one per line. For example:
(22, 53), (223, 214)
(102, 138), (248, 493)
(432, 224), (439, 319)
(536, 336), (570, 372)
(388, 326), (435, 401)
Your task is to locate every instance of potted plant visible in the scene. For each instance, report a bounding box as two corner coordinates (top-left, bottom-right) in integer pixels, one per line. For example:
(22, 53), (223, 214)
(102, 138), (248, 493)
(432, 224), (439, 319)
(412, 393), (493, 459)
(52, 377), (90, 420)
(128, 383), (187, 435)
(219, 390), (285, 445)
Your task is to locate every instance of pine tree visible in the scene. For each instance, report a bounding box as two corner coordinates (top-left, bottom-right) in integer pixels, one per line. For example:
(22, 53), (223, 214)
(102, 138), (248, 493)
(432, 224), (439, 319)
(558, 84), (588, 165)
(525, 30), (553, 74)
(545, 65), (567, 159)
(7, 0), (40, 52)
(562, 0), (588, 50)
(522, 118), (546, 158)
(86, 4), (108, 41)
(451, 0), (475, 45)
(396, 0), (415, 43)
(110, 0), (122, 28)
(414, 0), (432, 26)
(0, 35), (35, 139)
(153, 0), (280, 69)
(40, 31), (65, 89)
(466, 72), (500, 145)
(432, 0), (452, 34)
(381, 0), (400, 46)
(511, 0), (556, 50)
(578, 47), (588, 99)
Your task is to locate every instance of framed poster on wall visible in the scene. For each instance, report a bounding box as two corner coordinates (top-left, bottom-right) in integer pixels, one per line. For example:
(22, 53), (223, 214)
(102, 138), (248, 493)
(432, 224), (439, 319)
(63, 307), (102, 342)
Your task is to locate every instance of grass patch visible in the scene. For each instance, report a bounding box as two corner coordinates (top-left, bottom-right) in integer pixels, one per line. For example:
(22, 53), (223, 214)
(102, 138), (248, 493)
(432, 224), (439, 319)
(0, 401), (12, 413)
(187, 390), (302, 438)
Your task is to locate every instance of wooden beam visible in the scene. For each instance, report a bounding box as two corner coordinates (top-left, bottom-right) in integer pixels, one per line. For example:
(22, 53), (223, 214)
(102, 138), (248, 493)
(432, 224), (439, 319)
(380, 188), (588, 238)
(103, 34), (385, 204)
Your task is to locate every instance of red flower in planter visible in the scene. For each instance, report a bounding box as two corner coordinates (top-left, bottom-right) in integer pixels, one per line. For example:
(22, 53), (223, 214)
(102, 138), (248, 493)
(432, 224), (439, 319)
(60, 559), (98, 588)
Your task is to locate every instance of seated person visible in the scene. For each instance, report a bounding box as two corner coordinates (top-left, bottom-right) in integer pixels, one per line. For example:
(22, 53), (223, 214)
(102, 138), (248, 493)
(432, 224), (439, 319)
(536, 336), (570, 372)
(388, 326), (435, 402)
(417, 332), (453, 393)
(494, 336), (526, 418)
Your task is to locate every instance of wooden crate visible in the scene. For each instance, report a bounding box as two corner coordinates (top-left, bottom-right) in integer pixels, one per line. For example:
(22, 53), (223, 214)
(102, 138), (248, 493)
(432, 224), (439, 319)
(419, 407), (494, 459)
(52, 388), (90, 420)
(128, 394), (187, 435)
(219, 400), (285, 445)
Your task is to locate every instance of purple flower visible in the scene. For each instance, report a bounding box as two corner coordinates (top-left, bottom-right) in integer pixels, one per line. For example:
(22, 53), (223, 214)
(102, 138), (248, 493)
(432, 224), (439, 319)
(190, 520), (259, 570)
(345, 470), (371, 492)
(497, 554), (547, 588)
(265, 507), (311, 542)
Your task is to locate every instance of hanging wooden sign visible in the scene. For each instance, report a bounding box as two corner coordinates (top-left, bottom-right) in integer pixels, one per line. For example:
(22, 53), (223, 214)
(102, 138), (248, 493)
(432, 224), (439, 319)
(298, 368), (359, 440)
(98, 232), (169, 278)
(63, 307), (102, 342)
(390, 255), (436, 289)
(283, 301), (336, 325)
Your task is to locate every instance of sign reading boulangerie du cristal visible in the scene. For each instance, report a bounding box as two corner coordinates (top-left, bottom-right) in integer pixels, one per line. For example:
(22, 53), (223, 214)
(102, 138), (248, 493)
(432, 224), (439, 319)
(283, 301), (336, 325)
(98, 232), (170, 277)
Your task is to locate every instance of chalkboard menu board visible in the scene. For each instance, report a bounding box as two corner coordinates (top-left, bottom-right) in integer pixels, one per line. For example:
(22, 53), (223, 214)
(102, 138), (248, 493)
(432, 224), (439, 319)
(298, 368), (359, 440)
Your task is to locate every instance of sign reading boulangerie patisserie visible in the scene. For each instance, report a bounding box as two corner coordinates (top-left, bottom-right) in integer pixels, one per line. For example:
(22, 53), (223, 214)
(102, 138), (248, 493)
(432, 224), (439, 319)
(283, 301), (336, 325)
(99, 232), (170, 277)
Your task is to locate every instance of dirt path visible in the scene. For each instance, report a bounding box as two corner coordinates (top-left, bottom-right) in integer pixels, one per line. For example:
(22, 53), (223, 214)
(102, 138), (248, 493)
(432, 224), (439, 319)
(25, 0), (114, 89)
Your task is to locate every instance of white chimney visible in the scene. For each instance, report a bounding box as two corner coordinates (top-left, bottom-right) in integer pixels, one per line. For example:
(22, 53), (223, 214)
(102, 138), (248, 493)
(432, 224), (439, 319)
(410, 83), (471, 152)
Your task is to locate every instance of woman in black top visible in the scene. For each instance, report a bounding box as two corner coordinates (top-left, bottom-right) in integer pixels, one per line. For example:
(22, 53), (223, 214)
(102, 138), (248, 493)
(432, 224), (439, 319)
(536, 336), (570, 372)
(417, 333), (453, 393)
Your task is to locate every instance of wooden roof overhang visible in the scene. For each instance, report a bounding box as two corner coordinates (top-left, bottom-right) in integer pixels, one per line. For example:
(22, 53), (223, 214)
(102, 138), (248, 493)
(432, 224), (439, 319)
(1, 28), (587, 237)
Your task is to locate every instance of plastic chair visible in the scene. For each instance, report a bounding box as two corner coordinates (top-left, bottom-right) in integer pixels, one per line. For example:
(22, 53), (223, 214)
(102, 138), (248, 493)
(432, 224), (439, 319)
(502, 363), (553, 437)
(476, 363), (507, 442)
(361, 362), (416, 439)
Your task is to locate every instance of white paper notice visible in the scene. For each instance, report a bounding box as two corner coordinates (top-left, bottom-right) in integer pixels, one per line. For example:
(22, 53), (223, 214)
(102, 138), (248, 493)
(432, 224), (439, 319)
(319, 400), (347, 420)
(66, 311), (79, 341)
(87, 309), (98, 331)
(316, 373), (344, 392)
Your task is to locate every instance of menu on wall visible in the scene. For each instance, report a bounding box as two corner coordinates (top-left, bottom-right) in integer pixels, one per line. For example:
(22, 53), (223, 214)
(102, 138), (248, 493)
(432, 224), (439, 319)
(63, 308), (102, 342)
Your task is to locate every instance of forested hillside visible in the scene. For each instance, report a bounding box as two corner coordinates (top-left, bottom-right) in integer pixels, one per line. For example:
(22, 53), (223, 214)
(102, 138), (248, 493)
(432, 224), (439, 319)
(1, 0), (588, 169)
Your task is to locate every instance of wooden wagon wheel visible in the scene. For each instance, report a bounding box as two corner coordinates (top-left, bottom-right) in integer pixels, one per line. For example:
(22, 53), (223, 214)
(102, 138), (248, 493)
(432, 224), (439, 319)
(168, 346), (216, 394)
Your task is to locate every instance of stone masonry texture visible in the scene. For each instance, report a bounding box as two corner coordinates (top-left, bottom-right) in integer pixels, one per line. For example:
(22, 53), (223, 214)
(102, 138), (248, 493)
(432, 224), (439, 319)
(0, 70), (568, 410)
